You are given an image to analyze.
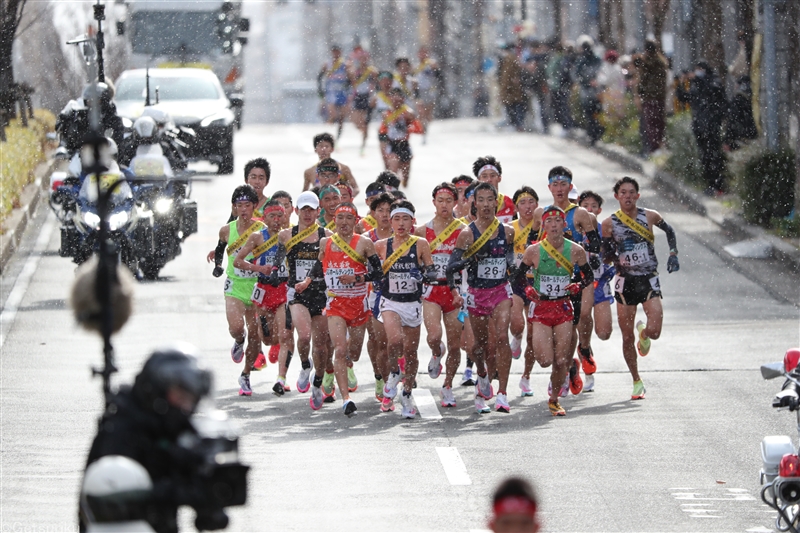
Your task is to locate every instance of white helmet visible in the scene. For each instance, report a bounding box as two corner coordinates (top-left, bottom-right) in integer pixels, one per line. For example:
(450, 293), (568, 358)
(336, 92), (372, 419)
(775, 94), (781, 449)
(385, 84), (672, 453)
(133, 116), (157, 139)
(140, 106), (171, 127)
(81, 456), (153, 524)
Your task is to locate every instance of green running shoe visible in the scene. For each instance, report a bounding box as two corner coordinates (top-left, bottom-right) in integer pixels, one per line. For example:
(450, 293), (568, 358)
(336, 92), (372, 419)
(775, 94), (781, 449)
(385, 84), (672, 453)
(631, 380), (646, 400)
(636, 320), (651, 356)
(347, 366), (358, 392)
(375, 378), (385, 402)
(322, 371), (336, 402)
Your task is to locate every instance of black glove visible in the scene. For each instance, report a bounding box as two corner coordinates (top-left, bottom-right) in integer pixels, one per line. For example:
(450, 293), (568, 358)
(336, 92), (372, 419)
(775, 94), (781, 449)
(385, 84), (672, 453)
(667, 254), (680, 273)
(589, 253), (601, 271)
(195, 509), (229, 531)
(267, 267), (281, 287)
(212, 266), (224, 278)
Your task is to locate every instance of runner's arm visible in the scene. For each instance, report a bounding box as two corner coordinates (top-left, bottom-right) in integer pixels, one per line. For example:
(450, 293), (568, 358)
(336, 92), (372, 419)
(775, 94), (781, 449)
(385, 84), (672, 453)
(362, 254), (384, 283)
(445, 248), (471, 288)
(600, 219), (617, 263)
(654, 216), (680, 273)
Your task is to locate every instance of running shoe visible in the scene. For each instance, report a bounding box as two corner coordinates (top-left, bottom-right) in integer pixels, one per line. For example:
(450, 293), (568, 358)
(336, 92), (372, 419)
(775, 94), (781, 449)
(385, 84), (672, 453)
(400, 393), (417, 419)
(476, 374), (494, 400)
(296, 363), (313, 393)
(631, 380), (646, 400)
(519, 377), (533, 397)
(343, 399), (358, 417)
(347, 366), (358, 392)
(584, 373), (595, 392)
(578, 344), (597, 374)
(474, 395), (491, 414)
(309, 385), (324, 410)
(231, 339), (245, 364)
(548, 400), (566, 416)
(398, 356), (406, 375)
(636, 320), (651, 356)
(428, 354), (443, 379)
(569, 358), (583, 395)
(268, 344), (280, 364)
(461, 367), (475, 386)
(322, 372), (336, 402)
(272, 378), (285, 396)
(560, 376), (569, 397)
(252, 353), (267, 371)
(383, 371), (402, 400)
(238, 373), (252, 396)
(380, 396), (395, 412)
(510, 334), (522, 360)
(495, 393), (510, 413)
(440, 386), (457, 408)
(375, 378), (385, 402)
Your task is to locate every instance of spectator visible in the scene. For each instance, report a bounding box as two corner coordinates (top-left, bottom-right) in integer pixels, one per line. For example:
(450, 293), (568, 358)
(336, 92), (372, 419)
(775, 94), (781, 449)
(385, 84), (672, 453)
(573, 36), (604, 143)
(498, 44), (528, 131)
(636, 40), (668, 153)
(597, 49), (627, 124)
(546, 41), (574, 131)
(489, 477), (540, 533)
(521, 40), (550, 133)
(676, 60), (728, 195)
(725, 75), (758, 150)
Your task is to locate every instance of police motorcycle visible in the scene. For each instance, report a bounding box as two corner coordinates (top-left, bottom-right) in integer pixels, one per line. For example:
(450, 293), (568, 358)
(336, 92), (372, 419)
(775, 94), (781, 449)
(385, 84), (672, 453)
(759, 348), (800, 532)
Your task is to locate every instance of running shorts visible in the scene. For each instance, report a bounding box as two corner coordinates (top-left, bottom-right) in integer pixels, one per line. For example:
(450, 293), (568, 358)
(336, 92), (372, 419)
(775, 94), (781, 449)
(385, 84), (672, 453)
(593, 278), (615, 306)
(224, 277), (255, 306)
(289, 282), (327, 317)
(325, 295), (370, 327)
(511, 281), (531, 306)
(527, 298), (574, 327)
(326, 91), (348, 107)
(466, 283), (512, 317)
(386, 140), (412, 162)
(378, 298), (423, 328)
(252, 281), (288, 312)
(423, 285), (459, 315)
(353, 93), (371, 111)
(368, 289), (382, 319)
(613, 273), (662, 306)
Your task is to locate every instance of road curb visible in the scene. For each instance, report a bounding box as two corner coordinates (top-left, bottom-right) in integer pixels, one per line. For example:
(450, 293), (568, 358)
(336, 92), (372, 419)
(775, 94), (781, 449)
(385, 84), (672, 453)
(0, 159), (54, 275)
(563, 130), (800, 272)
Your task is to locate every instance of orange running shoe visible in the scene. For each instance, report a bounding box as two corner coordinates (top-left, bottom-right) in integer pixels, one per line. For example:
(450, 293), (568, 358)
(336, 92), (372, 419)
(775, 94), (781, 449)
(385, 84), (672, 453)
(568, 358), (583, 395)
(268, 344), (280, 364)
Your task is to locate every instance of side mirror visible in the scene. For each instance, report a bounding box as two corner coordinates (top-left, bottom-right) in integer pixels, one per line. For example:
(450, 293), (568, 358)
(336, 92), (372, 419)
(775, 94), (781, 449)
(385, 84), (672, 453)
(228, 95), (244, 108)
(116, 21), (125, 36)
(239, 18), (250, 32)
(762, 362), (786, 380)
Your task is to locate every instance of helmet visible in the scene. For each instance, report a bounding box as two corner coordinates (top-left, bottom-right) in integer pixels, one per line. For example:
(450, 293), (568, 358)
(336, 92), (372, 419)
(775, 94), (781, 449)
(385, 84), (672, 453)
(132, 344), (212, 417)
(82, 82), (114, 108)
(785, 348), (800, 373)
(81, 456), (152, 523)
(140, 106), (171, 127)
(133, 116), (157, 139)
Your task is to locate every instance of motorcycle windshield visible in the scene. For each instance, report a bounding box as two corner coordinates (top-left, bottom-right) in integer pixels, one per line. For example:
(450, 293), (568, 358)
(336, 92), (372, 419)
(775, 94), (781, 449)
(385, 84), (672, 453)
(79, 172), (134, 206)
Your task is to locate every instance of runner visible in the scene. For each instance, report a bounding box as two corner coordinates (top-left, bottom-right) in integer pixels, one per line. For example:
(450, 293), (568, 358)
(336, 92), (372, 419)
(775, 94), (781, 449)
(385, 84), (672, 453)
(302, 133), (359, 196)
(515, 206), (594, 416)
(446, 182), (516, 414)
(577, 190), (614, 392)
(207, 185), (264, 397)
(306, 202), (384, 416)
(452, 178), (477, 386)
(376, 200), (436, 418)
(414, 183), (465, 407)
(510, 186), (539, 397)
(336, 180), (354, 205)
(354, 181), (387, 234)
(375, 170), (401, 193)
(379, 87), (422, 187)
(348, 45), (377, 156)
(601, 176), (680, 400)
(270, 190), (294, 229)
(318, 45), (349, 139)
(317, 185), (341, 232)
(451, 175), (475, 222)
(233, 200), (294, 395)
(414, 46), (439, 144)
(392, 57), (415, 99)
(472, 156), (517, 224)
(372, 71), (395, 168)
(308, 157), (342, 189)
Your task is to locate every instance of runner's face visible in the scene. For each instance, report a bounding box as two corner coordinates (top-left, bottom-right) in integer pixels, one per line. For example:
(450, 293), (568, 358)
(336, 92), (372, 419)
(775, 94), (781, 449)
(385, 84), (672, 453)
(296, 206), (318, 225)
(321, 193), (341, 215)
(477, 168), (501, 188)
(579, 198), (601, 215)
(391, 213), (413, 236)
(543, 214), (565, 237)
(379, 78), (392, 91)
(490, 513), (538, 533)
(374, 202), (391, 227)
(397, 62), (410, 75)
(475, 190), (497, 220)
(265, 210), (283, 232)
(614, 183), (639, 209)
(277, 198), (293, 225)
(315, 141), (333, 159)
(515, 197), (538, 219)
(335, 211), (355, 233)
(433, 192), (455, 217)
(337, 187), (352, 203)
(548, 179), (571, 202)
(318, 170), (338, 185)
(391, 93), (404, 107)
(235, 200), (254, 219)
(246, 168), (268, 195)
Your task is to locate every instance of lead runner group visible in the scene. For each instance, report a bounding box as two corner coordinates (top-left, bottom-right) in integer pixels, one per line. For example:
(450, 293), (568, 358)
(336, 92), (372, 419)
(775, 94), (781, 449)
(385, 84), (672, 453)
(208, 133), (681, 419)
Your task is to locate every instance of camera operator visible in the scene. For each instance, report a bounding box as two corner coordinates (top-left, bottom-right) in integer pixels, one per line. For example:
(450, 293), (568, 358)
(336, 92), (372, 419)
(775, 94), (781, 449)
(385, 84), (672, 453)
(81, 345), (230, 533)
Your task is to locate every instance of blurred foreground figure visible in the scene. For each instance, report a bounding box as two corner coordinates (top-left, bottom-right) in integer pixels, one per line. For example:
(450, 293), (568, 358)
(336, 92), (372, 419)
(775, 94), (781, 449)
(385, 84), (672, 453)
(489, 477), (541, 533)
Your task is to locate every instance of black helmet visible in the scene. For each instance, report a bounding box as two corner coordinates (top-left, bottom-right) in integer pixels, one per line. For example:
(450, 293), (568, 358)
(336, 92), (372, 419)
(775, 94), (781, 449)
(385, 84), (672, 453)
(82, 82), (114, 108)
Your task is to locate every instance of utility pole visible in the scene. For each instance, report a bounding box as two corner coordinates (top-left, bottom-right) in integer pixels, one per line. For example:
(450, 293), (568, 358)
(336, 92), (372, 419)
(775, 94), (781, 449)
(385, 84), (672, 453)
(761, 0), (790, 149)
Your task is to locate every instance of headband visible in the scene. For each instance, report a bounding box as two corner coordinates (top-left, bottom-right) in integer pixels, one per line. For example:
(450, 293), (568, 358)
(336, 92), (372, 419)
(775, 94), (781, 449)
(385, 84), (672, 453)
(366, 189), (382, 198)
(515, 192), (536, 204)
(263, 205), (285, 216)
(541, 207), (565, 222)
(434, 187), (456, 199)
(234, 195), (255, 204)
(390, 207), (414, 219)
(465, 188), (476, 200)
(493, 496), (537, 518)
(318, 185), (339, 199)
(478, 164), (500, 177)
(335, 204), (358, 217)
(317, 165), (339, 174)
(548, 174), (572, 184)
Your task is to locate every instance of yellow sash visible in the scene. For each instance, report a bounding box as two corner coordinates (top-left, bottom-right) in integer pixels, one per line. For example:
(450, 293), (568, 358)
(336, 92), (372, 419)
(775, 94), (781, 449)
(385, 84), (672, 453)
(286, 223), (319, 252)
(614, 209), (654, 243)
(429, 219), (462, 252)
(377, 91), (392, 107)
(513, 220), (534, 250)
(496, 193), (506, 213)
(227, 221), (263, 254)
(382, 104), (409, 126)
(251, 232), (279, 259)
(414, 58), (433, 75)
(537, 203), (578, 241)
(382, 236), (419, 274)
(325, 219), (336, 231)
(464, 218), (500, 259)
(393, 73), (410, 95)
(331, 234), (365, 264)
(540, 239), (573, 274)
(354, 66), (376, 87)
(362, 215), (378, 230)
(327, 58), (344, 78)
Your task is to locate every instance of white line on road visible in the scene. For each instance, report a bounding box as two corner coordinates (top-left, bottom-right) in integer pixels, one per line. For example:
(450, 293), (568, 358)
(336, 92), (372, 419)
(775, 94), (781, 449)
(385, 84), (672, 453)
(0, 212), (55, 350)
(436, 447), (471, 485)
(414, 388), (442, 420)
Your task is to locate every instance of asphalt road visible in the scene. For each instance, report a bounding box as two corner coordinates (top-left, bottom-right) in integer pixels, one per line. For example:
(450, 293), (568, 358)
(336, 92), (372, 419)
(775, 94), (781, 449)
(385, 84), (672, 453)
(1, 119), (799, 532)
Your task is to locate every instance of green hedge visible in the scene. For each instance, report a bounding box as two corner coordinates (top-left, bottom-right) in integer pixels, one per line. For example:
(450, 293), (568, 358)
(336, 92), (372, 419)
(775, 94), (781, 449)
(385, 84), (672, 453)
(0, 110), (55, 228)
(664, 112), (704, 187)
(738, 148), (796, 226)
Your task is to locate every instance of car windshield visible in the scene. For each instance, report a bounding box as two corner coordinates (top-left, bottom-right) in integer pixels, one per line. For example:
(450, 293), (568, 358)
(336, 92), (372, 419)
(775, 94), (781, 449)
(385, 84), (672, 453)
(116, 75), (221, 101)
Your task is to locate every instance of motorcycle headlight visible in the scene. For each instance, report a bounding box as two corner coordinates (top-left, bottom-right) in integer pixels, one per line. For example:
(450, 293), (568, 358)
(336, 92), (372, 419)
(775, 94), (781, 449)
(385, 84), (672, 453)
(83, 211), (101, 229)
(108, 211), (130, 231)
(155, 198), (173, 214)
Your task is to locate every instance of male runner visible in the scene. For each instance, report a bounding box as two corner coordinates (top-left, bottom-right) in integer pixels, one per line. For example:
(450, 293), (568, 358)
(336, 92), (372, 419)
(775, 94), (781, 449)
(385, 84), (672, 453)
(447, 182), (516, 414)
(375, 170), (401, 193)
(414, 46), (439, 143)
(414, 183), (465, 407)
(317, 185), (341, 231)
(373, 71), (395, 168)
(380, 87), (422, 187)
(271, 190), (294, 229)
(336, 181), (354, 205)
(473, 156), (517, 224)
(303, 133), (359, 196)
(601, 176), (680, 400)
(309, 158), (342, 189)
(318, 45), (349, 139)
(375, 200), (436, 417)
(515, 206), (593, 416)
(452, 175), (475, 222)
(354, 181), (387, 234)
(348, 46), (377, 155)
(452, 178), (477, 386)
(392, 57), (415, 99)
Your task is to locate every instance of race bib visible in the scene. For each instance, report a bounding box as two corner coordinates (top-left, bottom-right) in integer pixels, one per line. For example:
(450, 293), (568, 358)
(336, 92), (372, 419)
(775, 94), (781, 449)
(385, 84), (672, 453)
(422, 285), (433, 299)
(649, 275), (661, 291)
(325, 267), (354, 292)
(539, 275), (570, 298)
(388, 272), (417, 294)
(477, 257), (506, 280)
(602, 279), (613, 298)
(295, 259), (316, 280)
(233, 266), (257, 278)
(251, 284), (266, 304)
(224, 278), (233, 294)
(515, 251), (525, 268)
(619, 241), (650, 267)
(613, 275), (625, 294)
(279, 259), (289, 279)
(432, 254), (449, 279)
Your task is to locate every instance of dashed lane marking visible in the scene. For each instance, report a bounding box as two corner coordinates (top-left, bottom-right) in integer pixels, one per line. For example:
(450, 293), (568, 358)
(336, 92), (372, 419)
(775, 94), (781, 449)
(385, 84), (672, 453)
(415, 388), (443, 420)
(436, 446), (471, 485)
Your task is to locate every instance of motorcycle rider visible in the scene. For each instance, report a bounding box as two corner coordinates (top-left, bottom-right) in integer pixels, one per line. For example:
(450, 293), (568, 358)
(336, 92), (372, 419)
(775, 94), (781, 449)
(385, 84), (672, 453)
(128, 116), (174, 179)
(82, 345), (230, 533)
(57, 81), (125, 154)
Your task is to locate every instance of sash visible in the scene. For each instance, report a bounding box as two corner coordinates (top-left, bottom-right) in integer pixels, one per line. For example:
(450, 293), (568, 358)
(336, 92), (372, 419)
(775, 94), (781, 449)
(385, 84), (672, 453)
(615, 209), (654, 243)
(286, 223), (319, 252)
(496, 193), (506, 213)
(227, 221), (263, 254)
(325, 219), (337, 231)
(393, 73), (410, 95)
(377, 91), (392, 107)
(382, 104), (409, 126)
(327, 58), (344, 78)
(414, 58), (433, 75)
(354, 66), (376, 87)
(540, 239), (573, 274)
(537, 203), (578, 241)
(251, 232), (279, 259)
(429, 219), (462, 252)
(514, 221), (534, 249)
(382, 236), (419, 274)
(362, 215), (378, 230)
(331, 234), (364, 264)
(464, 218), (500, 259)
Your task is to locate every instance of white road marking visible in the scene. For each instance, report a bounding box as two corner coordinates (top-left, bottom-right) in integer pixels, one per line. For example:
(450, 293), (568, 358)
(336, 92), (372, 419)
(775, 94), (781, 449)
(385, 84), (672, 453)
(414, 388), (442, 419)
(747, 528), (774, 532)
(436, 447), (471, 486)
(0, 213), (55, 350)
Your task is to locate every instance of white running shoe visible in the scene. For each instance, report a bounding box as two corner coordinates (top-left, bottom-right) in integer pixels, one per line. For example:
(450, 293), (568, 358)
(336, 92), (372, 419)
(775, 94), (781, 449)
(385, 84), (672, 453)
(440, 386), (457, 407)
(510, 334), (522, 360)
(309, 385), (324, 410)
(560, 375), (569, 397)
(428, 354), (443, 379)
(495, 393), (510, 413)
(296, 362), (313, 393)
(461, 367), (475, 386)
(476, 374), (494, 400)
(474, 395), (490, 414)
(584, 373), (595, 392)
(231, 338), (245, 364)
(519, 377), (533, 397)
(400, 393), (417, 419)
(383, 371), (402, 399)
(238, 373), (252, 396)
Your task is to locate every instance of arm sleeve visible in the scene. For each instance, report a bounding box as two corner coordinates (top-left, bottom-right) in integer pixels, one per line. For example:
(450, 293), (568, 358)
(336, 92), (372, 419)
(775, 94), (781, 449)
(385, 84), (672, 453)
(271, 243), (287, 268)
(422, 264), (438, 284)
(213, 240), (226, 266)
(584, 229), (601, 254)
(576, 261), (595, 289)
(446, 248), (471, 288)
(601, 236), (618, 262)
(509, 261), (531, 287)
(308, 260), (324, 280)
(655, 219), (678, 252)
(363, 254), (384, 283)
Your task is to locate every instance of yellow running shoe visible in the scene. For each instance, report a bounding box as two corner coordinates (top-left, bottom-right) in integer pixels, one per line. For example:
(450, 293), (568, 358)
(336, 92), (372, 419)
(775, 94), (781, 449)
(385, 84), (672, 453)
(636, 320), (651, 356)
